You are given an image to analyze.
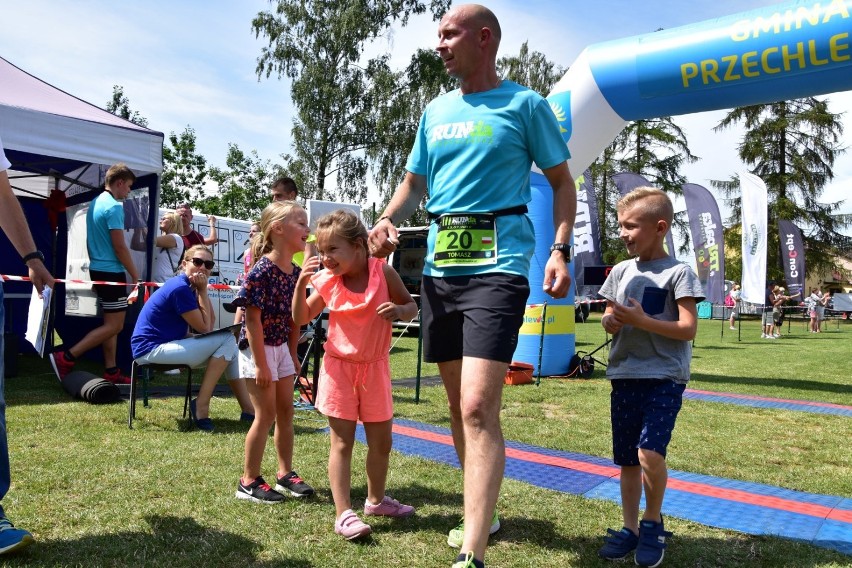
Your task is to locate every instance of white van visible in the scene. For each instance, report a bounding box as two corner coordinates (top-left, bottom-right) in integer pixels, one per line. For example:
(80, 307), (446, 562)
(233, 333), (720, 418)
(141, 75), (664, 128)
(172, 209), (253, 325)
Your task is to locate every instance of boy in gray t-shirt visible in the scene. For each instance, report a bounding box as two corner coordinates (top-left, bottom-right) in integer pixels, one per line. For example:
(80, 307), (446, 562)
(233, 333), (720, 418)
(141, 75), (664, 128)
(596, 187), (703, 568)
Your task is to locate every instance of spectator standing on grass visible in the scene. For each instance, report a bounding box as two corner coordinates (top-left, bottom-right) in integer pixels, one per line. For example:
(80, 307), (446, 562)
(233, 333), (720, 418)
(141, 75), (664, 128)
(368, 5), (576, 567)
(727, 283), (741, 329)
(761, 281), (777, 339)
(50, 163), (140, 384)
(131, 210), (184, 283)
(0, 135), (53, 554)
(597, 187), (703, 568)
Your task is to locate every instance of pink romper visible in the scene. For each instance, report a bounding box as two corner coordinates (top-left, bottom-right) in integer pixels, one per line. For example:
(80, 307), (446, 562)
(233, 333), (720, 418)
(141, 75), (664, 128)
(312, 257), (393, 422)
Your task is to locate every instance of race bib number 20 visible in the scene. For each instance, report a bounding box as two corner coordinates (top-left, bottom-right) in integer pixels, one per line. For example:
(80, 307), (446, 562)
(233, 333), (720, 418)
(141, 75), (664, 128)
(434, 213), (498, 268)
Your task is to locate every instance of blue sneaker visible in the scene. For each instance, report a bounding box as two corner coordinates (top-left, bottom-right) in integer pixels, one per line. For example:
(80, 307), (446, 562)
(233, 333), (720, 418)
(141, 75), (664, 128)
(635, 517), (672, 568)
(189, 399), (214, 432)
(0, 516), (34, 555)
(597, 526), (638, 560)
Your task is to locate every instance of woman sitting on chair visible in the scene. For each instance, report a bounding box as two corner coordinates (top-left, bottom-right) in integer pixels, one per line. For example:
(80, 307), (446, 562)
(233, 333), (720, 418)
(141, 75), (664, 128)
(130, 245), (254, 431)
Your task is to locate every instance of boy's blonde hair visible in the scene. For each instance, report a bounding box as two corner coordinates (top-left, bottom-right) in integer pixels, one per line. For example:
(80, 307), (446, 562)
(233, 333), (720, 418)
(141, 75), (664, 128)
(183, 244), (212, 262)
(251, 200), (305, 267)
(315, 209), (368, 255)
(616, 187), (674, 226)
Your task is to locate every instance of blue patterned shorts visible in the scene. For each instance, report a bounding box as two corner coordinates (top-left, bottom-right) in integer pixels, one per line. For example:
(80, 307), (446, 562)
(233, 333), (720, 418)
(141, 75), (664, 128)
(610, 379), (685, 466)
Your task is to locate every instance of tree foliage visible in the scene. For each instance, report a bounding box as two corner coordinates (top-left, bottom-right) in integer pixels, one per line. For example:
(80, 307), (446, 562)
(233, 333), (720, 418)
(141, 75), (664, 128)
(252, 0), (450, 203)
(713, 98), (850, 281)
(105, 85), (149, 128)
(202, 144), (282, 221)
(160, 126), (208, 209)
(590, 118), (698, 260)
(367, 48), (455, 223)
(497, 41), (565, 97)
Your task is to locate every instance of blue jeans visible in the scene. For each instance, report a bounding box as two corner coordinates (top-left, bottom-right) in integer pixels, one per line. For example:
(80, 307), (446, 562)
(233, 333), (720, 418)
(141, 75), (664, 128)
(0, 286), (11, 516)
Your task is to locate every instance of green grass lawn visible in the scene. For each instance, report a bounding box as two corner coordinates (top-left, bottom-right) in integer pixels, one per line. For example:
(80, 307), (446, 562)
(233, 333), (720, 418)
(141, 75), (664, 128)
(3, 314), (850, 566)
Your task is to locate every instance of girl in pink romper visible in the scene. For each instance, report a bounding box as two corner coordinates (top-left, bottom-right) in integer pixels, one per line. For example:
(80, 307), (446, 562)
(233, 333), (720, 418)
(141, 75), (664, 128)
(293, 210), (418, 540)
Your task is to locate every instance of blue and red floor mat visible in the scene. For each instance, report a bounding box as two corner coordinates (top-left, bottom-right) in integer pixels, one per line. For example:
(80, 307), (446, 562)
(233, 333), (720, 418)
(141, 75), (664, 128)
(354, 418), (851, 555)
(684, 388), (852, 417)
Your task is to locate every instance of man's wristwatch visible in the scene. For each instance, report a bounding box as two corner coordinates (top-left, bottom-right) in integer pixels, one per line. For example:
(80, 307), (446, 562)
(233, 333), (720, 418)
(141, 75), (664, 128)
(549, 243), (572, 261)
(22, 251), (45, 264)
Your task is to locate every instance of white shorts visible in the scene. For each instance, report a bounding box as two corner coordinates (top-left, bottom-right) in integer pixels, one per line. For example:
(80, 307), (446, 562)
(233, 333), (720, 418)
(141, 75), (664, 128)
(238, 344), (295, 381)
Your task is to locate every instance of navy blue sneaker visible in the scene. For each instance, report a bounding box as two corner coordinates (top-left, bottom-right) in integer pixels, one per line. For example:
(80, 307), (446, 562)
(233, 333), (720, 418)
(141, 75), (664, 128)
(598, 526), (638, 560)
(635, 517), (672, 568)
(189, 399), (214, 432)
(0, 516), (33, 555)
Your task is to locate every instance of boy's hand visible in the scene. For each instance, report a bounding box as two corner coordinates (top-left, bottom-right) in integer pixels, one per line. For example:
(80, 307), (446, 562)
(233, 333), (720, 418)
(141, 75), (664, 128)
(601, 313), (624, 335)
(610, 298), (645, 326)
(376, 301), (402, 321)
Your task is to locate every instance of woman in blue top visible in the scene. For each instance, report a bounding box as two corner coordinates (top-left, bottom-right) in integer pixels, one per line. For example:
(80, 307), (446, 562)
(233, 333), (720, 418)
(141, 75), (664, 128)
(131, 245), (253, 431)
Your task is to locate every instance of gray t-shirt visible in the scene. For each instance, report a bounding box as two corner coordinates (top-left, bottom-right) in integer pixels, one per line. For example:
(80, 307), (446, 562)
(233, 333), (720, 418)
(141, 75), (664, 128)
(598, 256), (704, 384)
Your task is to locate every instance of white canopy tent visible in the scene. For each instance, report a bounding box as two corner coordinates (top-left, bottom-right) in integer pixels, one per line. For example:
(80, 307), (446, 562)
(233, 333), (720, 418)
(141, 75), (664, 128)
(0, 56), (162, 177)
(0, 56), (164, 368)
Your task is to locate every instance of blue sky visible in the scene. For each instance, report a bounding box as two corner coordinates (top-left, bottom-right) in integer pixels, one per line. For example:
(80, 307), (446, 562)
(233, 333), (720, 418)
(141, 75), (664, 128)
(2, 0), (850, 220)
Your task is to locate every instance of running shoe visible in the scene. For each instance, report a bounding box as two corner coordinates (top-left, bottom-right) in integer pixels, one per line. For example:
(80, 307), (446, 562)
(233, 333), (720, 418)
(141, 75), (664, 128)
(49, 350), (74, 381)
(0, 515), (34, 555)
(447, 509), (500, 548)
(275, 470), (315, 497)
(235, 476), (285, 504)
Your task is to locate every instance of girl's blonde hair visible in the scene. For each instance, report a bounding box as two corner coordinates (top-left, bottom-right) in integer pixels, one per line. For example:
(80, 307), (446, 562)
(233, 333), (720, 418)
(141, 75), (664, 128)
(616, 186), (674, 225)
(315, 209), (368, 255)
(162, 211), (183, 235)
(183, 244), (212, 263)
(251, 200), (304, 267)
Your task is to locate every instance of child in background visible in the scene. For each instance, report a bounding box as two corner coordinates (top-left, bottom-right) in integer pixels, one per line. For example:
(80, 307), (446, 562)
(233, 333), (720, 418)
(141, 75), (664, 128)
(597, 187), (704, 568)
(293, 210), (418, 540)
(234, 201), (315, 504)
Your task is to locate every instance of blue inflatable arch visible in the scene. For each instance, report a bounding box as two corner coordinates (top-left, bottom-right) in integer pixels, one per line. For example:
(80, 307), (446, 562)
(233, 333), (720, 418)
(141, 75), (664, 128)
(516, 0), (852, 375)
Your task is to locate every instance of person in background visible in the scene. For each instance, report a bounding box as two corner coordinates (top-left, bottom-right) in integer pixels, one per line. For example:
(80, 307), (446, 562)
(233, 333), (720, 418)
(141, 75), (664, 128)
(761, 281), (777, 339)
(728, 283), (741, 330)
(0, 135), (53, 554)
(271, 177), (315, 266)
(597, 187), (703, 568)
(368, 5), (575, 567)
(131, 245), (253, 431)
(50, 163), (140, 384)
(177, 203), (218, 248)
(131, 211), (184, 283)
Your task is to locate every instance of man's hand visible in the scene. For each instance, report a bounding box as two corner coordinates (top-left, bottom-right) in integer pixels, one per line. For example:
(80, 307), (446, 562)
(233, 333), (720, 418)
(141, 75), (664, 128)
(542, 252), (571, 298)
(368, 217), (399, 259)
(27, 260), (54, 298)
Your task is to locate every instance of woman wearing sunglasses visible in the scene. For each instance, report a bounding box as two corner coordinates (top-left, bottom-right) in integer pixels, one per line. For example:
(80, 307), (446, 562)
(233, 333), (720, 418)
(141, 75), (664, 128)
(131, 245), (254, 431)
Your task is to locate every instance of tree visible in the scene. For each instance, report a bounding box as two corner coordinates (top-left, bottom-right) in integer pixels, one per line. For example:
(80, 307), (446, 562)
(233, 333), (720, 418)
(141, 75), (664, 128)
(497, 41), (565, 97)
(714, 98), (850, 281)
(105, 85), (149, 127)
(252, 0), (450, 203)
(367, 48), (455, 222)
(160, 126), (208, 209)
(202, 144), (282, 221)
(589, 118), (698, 260)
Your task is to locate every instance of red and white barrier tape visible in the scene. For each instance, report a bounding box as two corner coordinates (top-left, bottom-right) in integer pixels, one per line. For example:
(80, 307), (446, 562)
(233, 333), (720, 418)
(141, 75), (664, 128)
(1, 274), (240, 292)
